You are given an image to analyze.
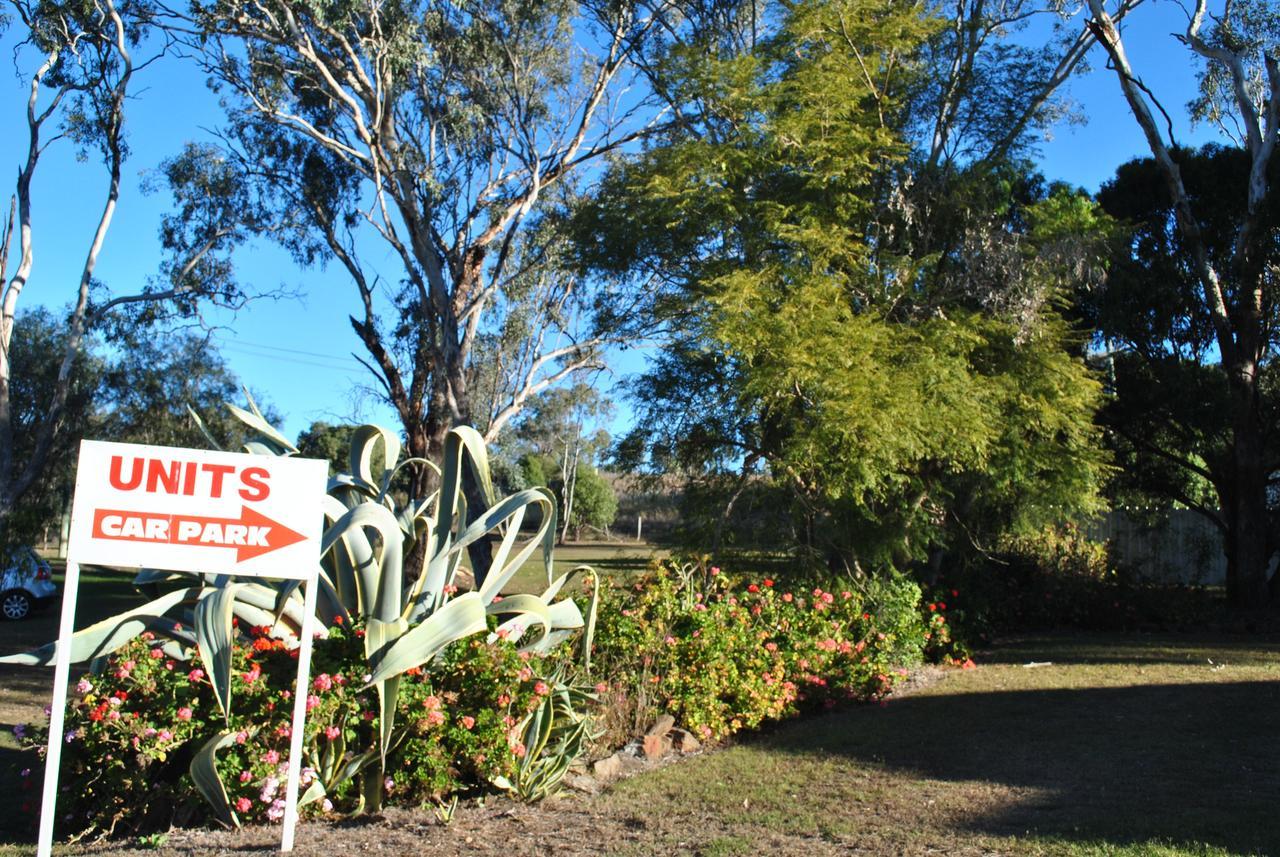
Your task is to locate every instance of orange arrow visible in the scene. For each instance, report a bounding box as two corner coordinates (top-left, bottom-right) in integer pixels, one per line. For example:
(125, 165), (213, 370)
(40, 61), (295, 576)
(92, 505), (307, 563)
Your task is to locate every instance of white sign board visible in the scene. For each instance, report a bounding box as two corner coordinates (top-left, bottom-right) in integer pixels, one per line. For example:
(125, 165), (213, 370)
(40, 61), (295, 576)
(39, 441), (329, 857)
(66, 440), (326, 576)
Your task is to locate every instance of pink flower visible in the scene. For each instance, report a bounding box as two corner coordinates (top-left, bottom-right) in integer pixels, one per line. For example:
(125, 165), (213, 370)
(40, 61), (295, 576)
(533, 681), (549, 696)
(322, 799), (334, 813)
(422, 695), (441, 711)
(176, 707), (193, 721)
(75, 679), (92, 694)
(235, 731), (248, 744)
(313, 673), (333, 692)
(157, 729), (173, 742)
(264, 750), (280, 765)
(512, 742), (527, 758)
(235, 797), (252, 813)
(325, 726), (341, 740)
(764, 642), (778, 652)
(782, 593), (793, 603)
(188, 668), (205, 682)
(594, 682), (609, 694)
(306, 694), (321, 712)
(426, 710), (445, 727)
(517, 667), (533, 682)
(267, 799), (286, 821)
(461, 715), (475, 730)
(239, 770), (252, 782)
(710, 567), (720, 576)
(149, 648), (164, 659)
(663, 635), (676, 645)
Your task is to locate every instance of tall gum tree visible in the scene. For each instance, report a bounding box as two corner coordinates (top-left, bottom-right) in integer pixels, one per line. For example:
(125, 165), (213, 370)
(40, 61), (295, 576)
(1083, 0), (1280, 606)
(168, 0), (673, 506)
(0, 0), (252, 543)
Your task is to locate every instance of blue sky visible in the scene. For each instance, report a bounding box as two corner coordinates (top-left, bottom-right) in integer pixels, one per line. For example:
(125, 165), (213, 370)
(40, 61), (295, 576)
(2, 0), (1228, 444)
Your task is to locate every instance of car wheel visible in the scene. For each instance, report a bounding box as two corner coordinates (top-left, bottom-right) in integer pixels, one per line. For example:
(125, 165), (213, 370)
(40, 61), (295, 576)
(1, 590), (32, 621)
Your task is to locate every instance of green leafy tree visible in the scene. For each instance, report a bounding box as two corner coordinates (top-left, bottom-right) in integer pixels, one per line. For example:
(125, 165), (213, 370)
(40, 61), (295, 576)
(1082, 0), (1280, 606)
(99, 331), (270, 450)
(295, 421), (359, 476)
(1085, 145), (1280, 600)
(590, 0), (1109, 572)
(0, 0), (258, 545)
(561, 465), (618, 539)
(1, 308), (100, 547)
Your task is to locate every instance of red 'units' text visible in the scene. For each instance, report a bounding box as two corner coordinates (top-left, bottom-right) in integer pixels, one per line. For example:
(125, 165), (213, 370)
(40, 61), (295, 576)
(108, 455), (271, 501)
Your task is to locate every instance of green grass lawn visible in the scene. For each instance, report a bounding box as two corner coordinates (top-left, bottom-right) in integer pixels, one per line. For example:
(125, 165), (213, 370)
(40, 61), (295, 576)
(596, 632), (1280, 857)
(4, 582), (1276, 856)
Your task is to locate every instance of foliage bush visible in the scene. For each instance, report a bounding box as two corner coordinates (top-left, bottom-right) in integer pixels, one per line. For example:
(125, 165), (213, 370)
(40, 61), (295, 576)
(592, 560), (928, 745)
(14, 621), (560, 838)
(937, 524), (1219, 637)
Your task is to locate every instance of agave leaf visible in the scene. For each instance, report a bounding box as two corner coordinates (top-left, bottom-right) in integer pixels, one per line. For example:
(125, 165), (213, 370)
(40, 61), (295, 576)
(228, 401), (298, 454)
(186, 405), (226, 452)
(487, 594), (552, 648)
(386, 456), (439, 498)
(322, 502), (403, 623)
(348, 425), (402, 494)
(524, 629), (578, 654)
(190, 731), (244, 828)
(133, 568), (184, 587)
(431, 426), (493, 567)
(229, 601), (298, 645)
(242, 440), (285, 456)
(298, 778), (327, 808)
(441, 488), (554, 603)
(366, 593), (487, 686)
(0, 587), (198, 666)
(195, 583), (246, 721)
(364, 616), (407, 760)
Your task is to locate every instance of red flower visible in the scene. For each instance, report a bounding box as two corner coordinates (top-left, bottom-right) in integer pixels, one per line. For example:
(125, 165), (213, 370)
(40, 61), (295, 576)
(763, 579), (774, 588)
(747, 584), (759, 593)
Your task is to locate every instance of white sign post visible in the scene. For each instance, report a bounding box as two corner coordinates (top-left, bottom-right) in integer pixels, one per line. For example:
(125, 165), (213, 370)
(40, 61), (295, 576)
(38, 440), (328, 857)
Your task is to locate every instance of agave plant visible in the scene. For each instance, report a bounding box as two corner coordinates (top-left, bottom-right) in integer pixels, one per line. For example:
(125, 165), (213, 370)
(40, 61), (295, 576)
(3, 398), (599, 819)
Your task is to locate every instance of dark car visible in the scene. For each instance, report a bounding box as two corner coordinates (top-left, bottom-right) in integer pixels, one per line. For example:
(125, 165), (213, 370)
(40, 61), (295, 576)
(1, 546), (58, 620)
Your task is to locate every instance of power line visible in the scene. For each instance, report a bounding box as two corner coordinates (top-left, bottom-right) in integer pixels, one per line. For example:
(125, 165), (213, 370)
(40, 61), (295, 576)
(218, 342), (369, 374)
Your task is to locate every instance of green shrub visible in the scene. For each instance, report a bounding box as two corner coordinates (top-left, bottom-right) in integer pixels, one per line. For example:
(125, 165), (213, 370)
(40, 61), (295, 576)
(592, 561), (927, 744)
(938, 523), (1216, 637)
(13, 623), (560, 838)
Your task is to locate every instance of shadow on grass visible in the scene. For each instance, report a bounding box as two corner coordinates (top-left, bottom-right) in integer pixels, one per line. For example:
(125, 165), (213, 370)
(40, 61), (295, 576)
(978, 632), (1280, 667)
(763, 678), (1280, 855)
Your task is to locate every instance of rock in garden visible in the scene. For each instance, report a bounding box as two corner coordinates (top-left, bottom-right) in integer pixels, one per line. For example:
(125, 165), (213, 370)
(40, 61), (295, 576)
(646, 714), (675, 737)
(642, 732), (671, 760)
(669, 728), (701, 754)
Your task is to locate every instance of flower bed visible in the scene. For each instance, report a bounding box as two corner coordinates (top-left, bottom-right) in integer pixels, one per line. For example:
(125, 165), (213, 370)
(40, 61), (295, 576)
(591, 562), (929, 745)
(13, 561), (936, 839)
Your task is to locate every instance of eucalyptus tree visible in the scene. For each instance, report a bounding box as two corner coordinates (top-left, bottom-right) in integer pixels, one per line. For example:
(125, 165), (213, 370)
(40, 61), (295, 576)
(1081, 0), (1280, 606)
(163, 0), (671, 508)
(0, 0), (258, 545)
